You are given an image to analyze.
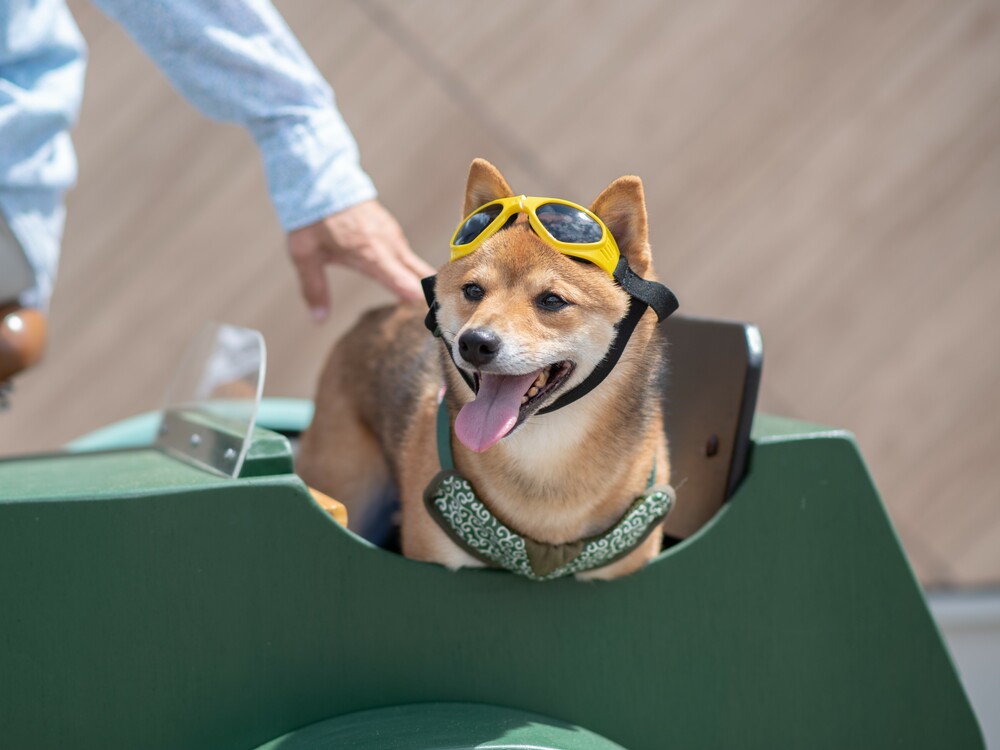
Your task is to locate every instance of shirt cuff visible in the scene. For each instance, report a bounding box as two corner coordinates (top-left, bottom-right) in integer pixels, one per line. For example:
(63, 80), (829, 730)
(254, 110), (377, 232)
(0, 188), (67, 310)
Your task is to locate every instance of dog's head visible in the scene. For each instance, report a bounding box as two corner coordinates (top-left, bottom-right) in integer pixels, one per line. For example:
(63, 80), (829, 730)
(434, 159), (657, 453)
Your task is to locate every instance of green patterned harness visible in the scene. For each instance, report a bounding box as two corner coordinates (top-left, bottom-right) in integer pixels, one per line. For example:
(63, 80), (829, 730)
(423, 399), (674, 581)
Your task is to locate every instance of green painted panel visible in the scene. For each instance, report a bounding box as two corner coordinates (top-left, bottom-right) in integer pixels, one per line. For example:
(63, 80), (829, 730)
(0, 419), (984, 749)
(0, 448), (227, 501)
(750, 412), (848, 443)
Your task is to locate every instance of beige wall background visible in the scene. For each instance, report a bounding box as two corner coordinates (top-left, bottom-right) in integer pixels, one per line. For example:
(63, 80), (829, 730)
(2, 0), (998, 587)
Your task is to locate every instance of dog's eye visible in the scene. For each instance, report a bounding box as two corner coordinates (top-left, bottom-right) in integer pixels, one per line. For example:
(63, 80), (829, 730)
(463, 283), (485, 302)
(538, 293), (569, 311)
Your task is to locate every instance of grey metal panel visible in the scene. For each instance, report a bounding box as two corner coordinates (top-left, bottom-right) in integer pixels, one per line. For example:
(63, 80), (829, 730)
(662, 315), (763, 538)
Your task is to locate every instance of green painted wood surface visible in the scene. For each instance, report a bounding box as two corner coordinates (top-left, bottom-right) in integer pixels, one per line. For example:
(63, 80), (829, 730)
(254, 703), (625, 750)
(0, 415), (983, 749)
(0, 446), (225, 500)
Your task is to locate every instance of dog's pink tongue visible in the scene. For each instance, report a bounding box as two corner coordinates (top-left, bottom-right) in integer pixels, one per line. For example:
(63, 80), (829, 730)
(455, 371), (540, 453)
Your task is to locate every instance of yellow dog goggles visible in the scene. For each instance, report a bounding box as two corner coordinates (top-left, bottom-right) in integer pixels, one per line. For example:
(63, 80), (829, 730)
(450, 195), (620, 277)
(426, 192), (679, 415)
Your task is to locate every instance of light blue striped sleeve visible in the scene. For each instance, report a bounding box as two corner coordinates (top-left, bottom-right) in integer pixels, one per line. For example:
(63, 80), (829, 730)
(90, 0), (377, 231)
(0, 0), (87, 308)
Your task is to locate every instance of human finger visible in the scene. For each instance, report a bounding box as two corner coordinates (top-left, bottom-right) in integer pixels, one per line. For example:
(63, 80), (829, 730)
(288, 242), (331, 321)
(360, 249), (427, 303)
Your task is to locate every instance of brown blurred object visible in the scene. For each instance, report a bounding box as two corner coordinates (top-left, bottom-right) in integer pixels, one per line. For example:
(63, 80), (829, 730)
(0, 306), (47, 385)
(1, 0), (997, 589)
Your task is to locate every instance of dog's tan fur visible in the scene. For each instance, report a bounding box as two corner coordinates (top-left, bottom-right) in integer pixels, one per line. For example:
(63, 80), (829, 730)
(298, 160), (669, 580)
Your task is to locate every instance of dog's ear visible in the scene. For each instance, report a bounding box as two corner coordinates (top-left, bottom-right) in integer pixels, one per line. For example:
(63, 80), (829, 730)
(464, 159), (515, 217)
(590, 176), (651, 276)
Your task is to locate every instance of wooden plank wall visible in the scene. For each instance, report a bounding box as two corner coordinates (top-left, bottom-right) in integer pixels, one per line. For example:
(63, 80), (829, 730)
(2, 0), (998, 588)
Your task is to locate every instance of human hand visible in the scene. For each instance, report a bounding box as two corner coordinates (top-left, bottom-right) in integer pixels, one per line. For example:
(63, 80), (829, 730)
(287, 200), (435, 322)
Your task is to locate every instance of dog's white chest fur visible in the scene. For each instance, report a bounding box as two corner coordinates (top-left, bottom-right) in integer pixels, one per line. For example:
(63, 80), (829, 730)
(501, 400), (599, 484)
(478, 396), (629, 541)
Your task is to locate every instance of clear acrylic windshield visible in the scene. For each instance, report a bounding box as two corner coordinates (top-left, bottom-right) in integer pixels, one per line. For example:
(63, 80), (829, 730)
(155, 322), (266, 478)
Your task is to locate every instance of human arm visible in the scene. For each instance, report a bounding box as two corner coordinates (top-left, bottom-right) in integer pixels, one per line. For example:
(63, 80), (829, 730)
(89, 0), (432, 315)
(0, 0), (87, 310)
(289, 201), (434, 320)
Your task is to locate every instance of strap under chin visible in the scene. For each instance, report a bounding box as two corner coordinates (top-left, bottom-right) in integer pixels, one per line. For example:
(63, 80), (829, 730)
(422, 274), (477, 394)
(538, 257), (677, 414)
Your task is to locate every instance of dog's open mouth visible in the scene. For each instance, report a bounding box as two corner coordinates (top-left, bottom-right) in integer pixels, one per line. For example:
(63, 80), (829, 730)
(515, 360), (574, 413)
(455, 360), (575, 453)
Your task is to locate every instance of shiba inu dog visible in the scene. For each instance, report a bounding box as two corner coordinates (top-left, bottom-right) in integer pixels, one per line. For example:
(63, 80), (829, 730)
(298, 159), (678, 580)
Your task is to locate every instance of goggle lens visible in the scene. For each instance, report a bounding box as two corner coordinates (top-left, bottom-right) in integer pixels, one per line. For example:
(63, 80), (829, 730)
(453, 204), (503, 246)
(536, 203), (603, 244)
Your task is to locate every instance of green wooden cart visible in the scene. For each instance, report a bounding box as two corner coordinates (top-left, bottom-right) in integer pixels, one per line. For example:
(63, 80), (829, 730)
(0, 320), (984, 749)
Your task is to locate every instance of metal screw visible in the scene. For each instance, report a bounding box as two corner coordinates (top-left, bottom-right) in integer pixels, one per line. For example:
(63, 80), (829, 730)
(705, 434), (719, 458)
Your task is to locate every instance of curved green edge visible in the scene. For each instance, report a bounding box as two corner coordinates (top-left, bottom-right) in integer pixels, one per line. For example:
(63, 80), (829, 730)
(254, 702), (625, 750)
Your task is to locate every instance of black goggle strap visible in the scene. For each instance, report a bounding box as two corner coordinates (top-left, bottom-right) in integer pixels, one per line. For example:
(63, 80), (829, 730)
(421, 274), (440, 335)
(537, 257), (678, 415)
(612, 256), (679, 323)
(421, 274), (477, 393)
(422, 258), (679, 412)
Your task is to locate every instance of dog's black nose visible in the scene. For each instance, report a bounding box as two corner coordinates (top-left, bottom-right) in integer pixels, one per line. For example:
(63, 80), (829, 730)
(458, 328), (501, 367)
